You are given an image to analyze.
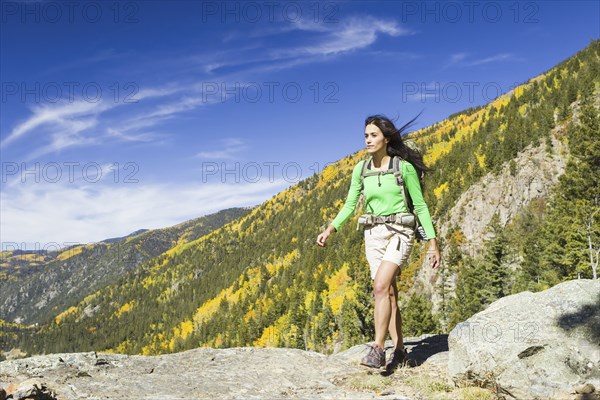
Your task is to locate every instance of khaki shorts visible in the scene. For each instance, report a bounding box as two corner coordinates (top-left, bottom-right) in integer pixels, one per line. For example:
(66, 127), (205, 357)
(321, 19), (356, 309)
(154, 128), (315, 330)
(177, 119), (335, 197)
(364, 222), (414, 280)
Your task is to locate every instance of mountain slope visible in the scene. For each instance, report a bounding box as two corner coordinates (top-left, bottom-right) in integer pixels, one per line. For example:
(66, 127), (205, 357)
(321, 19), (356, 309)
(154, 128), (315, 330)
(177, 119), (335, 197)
(17, 39), (600, 357)
(0, 207), (251, 326)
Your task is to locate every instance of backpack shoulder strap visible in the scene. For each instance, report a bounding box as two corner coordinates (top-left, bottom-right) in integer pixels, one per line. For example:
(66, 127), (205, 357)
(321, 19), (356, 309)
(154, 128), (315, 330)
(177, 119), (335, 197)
(392, 156), (403, 185)
(392, 156), (414, 213)
(359, 158), (371, 193)
(360, 157), (370, 176)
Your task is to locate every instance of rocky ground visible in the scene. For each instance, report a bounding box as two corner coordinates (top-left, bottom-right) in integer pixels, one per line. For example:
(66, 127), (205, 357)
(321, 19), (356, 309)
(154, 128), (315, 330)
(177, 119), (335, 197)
(330, 334), (497, 400)
(0, 335), (495, 400)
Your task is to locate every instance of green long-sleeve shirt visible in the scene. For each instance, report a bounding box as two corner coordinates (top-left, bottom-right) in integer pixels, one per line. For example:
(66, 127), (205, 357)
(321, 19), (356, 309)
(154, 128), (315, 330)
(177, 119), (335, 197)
(330, 158), (437, 239)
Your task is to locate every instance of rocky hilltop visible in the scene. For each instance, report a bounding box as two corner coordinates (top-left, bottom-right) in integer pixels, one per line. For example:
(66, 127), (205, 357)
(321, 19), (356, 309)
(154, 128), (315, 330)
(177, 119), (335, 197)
(0, 338), (592, 400)
(0, 335), (456, 400)
(2, 279), (597, 400)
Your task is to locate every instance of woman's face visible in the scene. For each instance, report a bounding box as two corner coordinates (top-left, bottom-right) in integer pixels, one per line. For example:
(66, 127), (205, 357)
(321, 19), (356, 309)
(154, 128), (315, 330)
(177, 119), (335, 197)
(364, 123), (388, 155)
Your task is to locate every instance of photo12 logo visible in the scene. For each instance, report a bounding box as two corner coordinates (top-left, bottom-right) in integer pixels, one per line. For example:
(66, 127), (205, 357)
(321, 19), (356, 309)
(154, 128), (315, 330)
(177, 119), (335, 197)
(201, 81), (340, 104)
(200, 161), (334, 184)
(452, 321), (540, 343)
(200, 1), (339, 23)
(1, 1), (140, 24)
(1, 162), (140, 184)
(401, 81), (521, 103)
(0, 241), (139, 267)
(399, 1), (540, 24)
(1, 81), (140, 104)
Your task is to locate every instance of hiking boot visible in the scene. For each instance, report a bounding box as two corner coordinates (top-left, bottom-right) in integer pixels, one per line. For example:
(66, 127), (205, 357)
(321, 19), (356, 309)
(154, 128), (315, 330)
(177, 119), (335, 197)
(385, 347), (409, 370)
(360, 344), (386, 368)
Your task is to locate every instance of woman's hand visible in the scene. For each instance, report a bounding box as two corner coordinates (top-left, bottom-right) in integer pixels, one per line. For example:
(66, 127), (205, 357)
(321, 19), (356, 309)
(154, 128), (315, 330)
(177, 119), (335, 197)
(428, 238), (441, 269)
(316, 226), (335, 247)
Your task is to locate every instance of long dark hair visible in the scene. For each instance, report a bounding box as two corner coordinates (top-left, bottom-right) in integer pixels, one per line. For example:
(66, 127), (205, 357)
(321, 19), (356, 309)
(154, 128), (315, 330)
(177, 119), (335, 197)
(364, 112), (430, 179)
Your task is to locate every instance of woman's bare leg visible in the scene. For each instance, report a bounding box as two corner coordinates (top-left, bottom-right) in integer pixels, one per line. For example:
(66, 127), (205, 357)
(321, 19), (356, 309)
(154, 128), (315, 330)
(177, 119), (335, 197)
(373, 260), (400, 349)
(387, 280), (405, 351)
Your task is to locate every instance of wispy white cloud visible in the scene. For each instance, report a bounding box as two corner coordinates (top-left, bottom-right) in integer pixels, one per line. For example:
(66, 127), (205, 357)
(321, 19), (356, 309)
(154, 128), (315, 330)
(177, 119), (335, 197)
(364, 50), (422, 60)
(1, 83), (198, 158)
(196, 138), (247, 160)
(201, 16), (414, 74)
(286, 16), (412, 57)
(0, 177), (286, 246)
(1, 100), (110, 149)
(2, 14), (411, 160)
(26, 117), (100, 160)
(101, 94), (223, 145)
(451, 52), (468, 64)
(105, 128), (159, 143)
(465, 53), (514, 66)
(442, 52), (515, 69)
(135, 83), (187, 100)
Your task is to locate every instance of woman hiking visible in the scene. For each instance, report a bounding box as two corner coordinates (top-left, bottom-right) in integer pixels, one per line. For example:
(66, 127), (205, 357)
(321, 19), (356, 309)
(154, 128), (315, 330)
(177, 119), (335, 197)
(316, 114), (440, 370)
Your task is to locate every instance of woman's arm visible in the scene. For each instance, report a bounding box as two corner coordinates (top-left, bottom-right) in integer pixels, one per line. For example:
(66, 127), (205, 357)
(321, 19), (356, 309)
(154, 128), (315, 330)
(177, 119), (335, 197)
(329, 161), (365, 232)
(403, 162), (436, 239)
(316, 225), (336, 247)
(426, 238), (441, 268)
(403, 162), (440, 268)
(316, 162), (363, 247)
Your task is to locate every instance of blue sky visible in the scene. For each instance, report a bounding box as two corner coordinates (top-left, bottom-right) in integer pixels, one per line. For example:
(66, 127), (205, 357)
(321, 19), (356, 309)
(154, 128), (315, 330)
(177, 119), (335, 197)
(1, 0), (598, 249)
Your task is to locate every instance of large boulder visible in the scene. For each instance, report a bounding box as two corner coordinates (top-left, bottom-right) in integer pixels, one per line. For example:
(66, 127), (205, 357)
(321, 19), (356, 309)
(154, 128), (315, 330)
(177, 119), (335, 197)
(448, 279), (600, 399)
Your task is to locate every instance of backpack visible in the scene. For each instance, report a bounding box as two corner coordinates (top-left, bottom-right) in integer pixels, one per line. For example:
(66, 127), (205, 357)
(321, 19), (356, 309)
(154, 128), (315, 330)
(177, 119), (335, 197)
(358, 151), (428, 241)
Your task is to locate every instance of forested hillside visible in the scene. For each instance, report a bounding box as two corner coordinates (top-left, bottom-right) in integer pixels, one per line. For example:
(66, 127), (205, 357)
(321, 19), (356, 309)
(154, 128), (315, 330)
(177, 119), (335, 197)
(0, 207), (251, 326)
(0, 319), (34, 361)
(16, 39), (600, 357)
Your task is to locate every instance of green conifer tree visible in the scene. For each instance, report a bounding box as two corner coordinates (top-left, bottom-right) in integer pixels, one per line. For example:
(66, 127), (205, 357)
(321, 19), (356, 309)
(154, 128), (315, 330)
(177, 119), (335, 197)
(402, 293), (439, 336)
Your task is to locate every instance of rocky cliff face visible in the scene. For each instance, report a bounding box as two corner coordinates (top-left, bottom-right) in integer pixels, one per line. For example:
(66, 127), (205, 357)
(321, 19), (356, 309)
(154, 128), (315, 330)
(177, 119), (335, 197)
(412, 126), (568, 312)
(411, 94), (598, 313)
(438, 132), (567, 254)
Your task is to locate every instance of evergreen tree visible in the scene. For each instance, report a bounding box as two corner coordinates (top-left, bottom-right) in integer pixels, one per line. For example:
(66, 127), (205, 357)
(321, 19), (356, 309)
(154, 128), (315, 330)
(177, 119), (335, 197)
(534, 85), (600, 280)
(436, 238), (461, 329)
(558, 85), (600, 278)
(479, 215), (510, 302)
(448, 216), (510, 329)
(402, 293), (439, 336)
(448, 256), (483, 330)
(339, 298), (362, 347)
(316, 302), (335, 346)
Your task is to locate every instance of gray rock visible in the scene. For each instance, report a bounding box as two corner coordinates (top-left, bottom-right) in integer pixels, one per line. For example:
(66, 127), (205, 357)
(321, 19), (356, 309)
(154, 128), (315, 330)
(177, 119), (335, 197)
(0, 347), (387, 399)
(4, 378), (57, 400)
(575, 383), (596, 394)
(448, 279), (600, 399)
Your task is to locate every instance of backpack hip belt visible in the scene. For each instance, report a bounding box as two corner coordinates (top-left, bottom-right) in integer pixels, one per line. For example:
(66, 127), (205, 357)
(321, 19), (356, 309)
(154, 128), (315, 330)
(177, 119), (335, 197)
(356, 213), (416, 231)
